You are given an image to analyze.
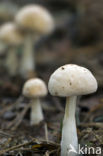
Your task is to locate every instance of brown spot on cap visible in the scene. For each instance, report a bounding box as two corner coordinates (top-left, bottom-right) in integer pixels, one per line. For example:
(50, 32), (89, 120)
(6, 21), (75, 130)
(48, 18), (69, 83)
(69, 82), (72, 86)
(55, 92), (58, 95)
(61, 67), (65, 70)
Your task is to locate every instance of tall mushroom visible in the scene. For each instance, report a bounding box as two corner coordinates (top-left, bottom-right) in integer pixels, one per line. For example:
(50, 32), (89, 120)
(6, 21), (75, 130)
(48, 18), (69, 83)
(0, 22), (24, 76)
(23, 78), (47, 125)
(48, 64), (98, 156)
(15, 5), (54, 77)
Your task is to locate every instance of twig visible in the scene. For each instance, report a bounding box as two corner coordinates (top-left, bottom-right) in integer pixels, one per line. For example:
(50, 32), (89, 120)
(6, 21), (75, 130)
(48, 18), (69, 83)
(0, 105), (13, 116)
(11, 104), (30, 130)
(0, 131), (13, 137)
(79, 122), (103, 129)
(0, 97), (23, 117)
(0, 138), (36, 155)
(7, 104), (30, 130)
(44, 123), (49, 142)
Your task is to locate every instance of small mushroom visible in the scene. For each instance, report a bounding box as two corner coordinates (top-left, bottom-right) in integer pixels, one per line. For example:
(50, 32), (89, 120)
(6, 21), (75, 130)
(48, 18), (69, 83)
(23, 78), (47, 125)
(15, 5), (54, 78)
(48, 64), (98, 156)
(0, 22), (24, 76)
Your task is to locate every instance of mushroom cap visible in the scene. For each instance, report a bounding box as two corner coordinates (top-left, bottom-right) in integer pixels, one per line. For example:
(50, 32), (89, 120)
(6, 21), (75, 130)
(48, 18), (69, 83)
(15, 5), (54, 34)
(48, 64), (98, 97)
(23, 78), (47, 98)
(0, 22), (24, 46)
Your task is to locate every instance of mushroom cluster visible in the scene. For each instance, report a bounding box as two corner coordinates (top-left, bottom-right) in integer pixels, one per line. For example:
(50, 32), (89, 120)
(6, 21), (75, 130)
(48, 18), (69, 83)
(0, 2), (99, 156)
(48, 64), (98, 156)
(0, 4), (54, 78)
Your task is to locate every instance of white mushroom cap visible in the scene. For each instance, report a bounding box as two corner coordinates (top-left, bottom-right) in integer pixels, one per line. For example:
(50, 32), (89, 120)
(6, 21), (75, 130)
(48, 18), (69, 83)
(48, 64), (98, 97)
(15, 5), (54, 34)
(0, 22), (24, 46)
(23, 78), (47, 98)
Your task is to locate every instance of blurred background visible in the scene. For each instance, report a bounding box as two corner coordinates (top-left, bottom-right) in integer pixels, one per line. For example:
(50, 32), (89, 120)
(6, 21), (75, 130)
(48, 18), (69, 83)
(0, 0), (103, 155)
(0, 0), (103, 92)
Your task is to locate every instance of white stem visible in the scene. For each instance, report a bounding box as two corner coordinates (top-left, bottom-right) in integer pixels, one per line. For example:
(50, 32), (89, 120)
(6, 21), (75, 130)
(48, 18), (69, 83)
(6, 46), (18, 76)
(20, 34), (35, 77)
(61, 96), (78, 156)
(30, 98), (44, 125)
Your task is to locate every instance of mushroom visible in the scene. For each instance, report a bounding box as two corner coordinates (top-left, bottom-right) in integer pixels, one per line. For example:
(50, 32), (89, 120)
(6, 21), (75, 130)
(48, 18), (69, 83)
(48, 64), (98, 156)
(22, 78), (47, 125)
(0, 22), (24, 76)
(15, 5), (54, 77)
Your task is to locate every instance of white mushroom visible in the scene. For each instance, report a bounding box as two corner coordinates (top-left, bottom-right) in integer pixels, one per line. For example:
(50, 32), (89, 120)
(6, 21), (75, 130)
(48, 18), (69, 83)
(48, 64), (98, 156)
(0, 22), (24, 76)
(23, 78), (47, 125)
(15, 5), (54, 77)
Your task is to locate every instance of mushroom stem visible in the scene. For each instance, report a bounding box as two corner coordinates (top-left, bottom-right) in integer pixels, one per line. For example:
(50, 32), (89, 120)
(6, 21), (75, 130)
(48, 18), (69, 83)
(30, 98), (44, 125)
(6, 46), (18, 76)
(20, 34), (35, 77)
(61, 96), (78, 156)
